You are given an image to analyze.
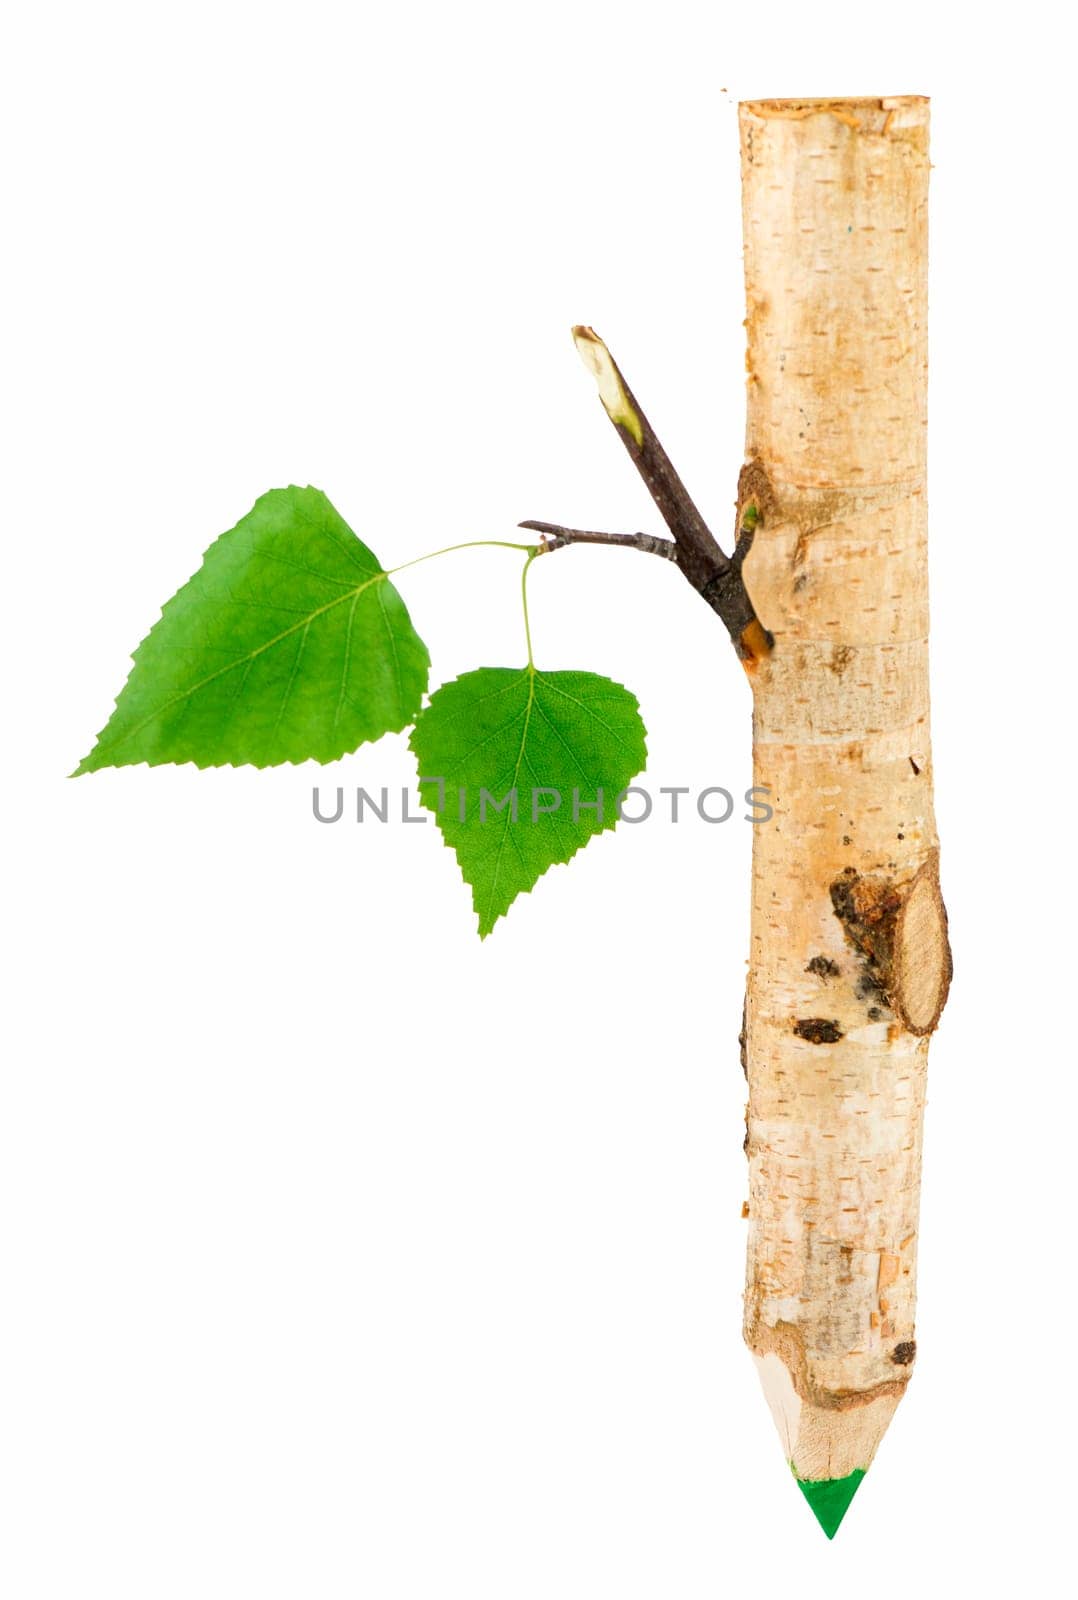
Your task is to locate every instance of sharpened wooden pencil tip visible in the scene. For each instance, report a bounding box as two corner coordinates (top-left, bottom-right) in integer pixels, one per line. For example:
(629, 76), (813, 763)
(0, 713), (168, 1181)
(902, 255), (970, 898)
(795, 1468), (865, 1539)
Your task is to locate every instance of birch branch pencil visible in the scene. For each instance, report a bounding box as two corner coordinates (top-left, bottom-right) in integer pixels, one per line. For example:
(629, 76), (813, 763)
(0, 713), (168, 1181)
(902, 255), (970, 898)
(738, 95), (950, 1536)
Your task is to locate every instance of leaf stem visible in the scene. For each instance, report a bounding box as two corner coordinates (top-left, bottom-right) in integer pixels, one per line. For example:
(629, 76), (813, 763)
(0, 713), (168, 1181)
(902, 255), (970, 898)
(387, 536), (543, 673)
(388, 538), (537, 577)
(521, 550), (538, 668)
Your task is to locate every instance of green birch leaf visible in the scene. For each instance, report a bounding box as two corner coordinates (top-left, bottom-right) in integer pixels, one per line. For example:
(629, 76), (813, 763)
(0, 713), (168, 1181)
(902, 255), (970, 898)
(75, 486), (430, 773)
(409, 666), (647, 936)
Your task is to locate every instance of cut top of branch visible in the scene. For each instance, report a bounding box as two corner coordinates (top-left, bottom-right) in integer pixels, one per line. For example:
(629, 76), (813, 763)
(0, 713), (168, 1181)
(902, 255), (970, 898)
(572, 327), (645, 447)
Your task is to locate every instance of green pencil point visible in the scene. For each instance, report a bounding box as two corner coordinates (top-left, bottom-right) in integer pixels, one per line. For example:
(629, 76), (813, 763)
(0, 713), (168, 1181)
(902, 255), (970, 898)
(793, 1467), (866, 1539)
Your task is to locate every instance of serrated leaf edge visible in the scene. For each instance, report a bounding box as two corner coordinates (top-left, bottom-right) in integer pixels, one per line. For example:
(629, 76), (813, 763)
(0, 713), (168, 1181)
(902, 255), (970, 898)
(72, 486), (430, 775)
(409, 666), (648, 938)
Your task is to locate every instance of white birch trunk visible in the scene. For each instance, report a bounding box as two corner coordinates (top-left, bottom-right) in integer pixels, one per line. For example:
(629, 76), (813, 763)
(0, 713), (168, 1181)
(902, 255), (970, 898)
(738, 96), (950, 1489)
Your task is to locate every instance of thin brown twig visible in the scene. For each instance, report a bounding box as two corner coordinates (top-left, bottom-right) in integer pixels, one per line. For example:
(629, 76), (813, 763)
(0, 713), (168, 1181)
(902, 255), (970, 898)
(520, 520), (679, 562)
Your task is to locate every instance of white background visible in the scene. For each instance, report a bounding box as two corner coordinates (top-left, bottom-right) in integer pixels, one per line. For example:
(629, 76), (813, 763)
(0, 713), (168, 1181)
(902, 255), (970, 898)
(3, 3), (1074, 1595)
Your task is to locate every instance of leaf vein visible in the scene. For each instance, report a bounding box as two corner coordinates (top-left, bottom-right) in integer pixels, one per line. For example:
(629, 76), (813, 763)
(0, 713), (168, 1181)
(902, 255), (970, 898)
(97, 575), (385, 757)
(274, 621), (311, 735)
(534, 675), (641, 754)
(482, 670), (537, 929)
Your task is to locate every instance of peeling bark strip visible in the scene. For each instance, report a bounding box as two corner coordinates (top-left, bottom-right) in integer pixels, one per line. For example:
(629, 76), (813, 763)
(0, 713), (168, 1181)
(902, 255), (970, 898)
(738, 97), (949, 1500)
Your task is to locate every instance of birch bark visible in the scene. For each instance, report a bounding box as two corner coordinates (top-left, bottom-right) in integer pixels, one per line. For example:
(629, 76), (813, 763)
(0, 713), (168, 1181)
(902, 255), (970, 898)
(738, 96), (950, 1485)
